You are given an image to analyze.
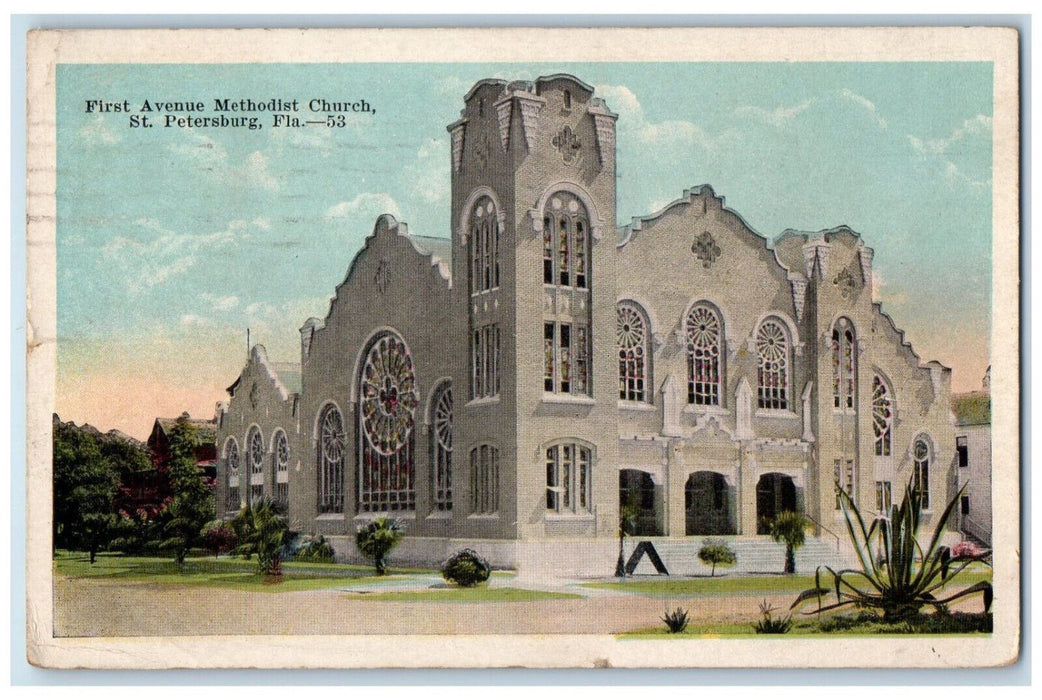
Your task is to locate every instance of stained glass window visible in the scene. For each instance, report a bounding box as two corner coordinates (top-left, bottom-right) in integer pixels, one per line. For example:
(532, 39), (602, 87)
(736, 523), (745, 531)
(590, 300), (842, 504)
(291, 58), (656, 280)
(248, 426), (265, 503)
(687, 304), (722, 406)
(470, 445), (498, 514)
(542, 192), (590, 290)
(359, 333), (418, 512)
(273, 429), (289, 508)
(544, 321), (589, 396)
(545, 442), (592, 514)
(872, 375), (893, 456)
(618, 303), (648, 402)
(471, 324), (499, 399)
(913, 439), (931, 509)
(756, 319), (789, 410)
(832, 320), (856, 409)
(317, 405), (344, 513)
(469, 197), (499, 294)
(225, 438), (240, 511)
(431, 383), (453, 511)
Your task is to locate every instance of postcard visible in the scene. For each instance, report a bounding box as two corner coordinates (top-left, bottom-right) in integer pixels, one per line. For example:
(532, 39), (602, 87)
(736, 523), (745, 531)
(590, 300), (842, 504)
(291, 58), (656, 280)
(25, 26), (1020, 669)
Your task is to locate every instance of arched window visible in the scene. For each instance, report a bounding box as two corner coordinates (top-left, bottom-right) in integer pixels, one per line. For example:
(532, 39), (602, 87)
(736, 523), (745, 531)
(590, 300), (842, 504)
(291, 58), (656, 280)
(247, 426), (265, 503)
(469, 196), (499, 294)
(317, 405), (345, 514)
(687, 304), (723, 406)
(756, 318), (790, 410)
(545, 441), (592, 514)
(617, 302), (649, 402)
(470, 445), (499, 514)
(224, 438), (240, 512)
(358, 332), (419, 512)
(872, 375), (893, 457)
(430, 382), (453, 511)
(542, 191), (590, 289)
(913, 438), (931, 509)
(272, 429), (289, 508)
(832, 318), (856, 409)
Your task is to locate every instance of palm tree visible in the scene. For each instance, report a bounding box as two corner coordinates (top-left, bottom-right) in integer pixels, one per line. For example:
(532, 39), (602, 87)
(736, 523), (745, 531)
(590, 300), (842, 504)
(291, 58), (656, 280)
(356, 517), (405, 575)
(768, 510), (807, 574)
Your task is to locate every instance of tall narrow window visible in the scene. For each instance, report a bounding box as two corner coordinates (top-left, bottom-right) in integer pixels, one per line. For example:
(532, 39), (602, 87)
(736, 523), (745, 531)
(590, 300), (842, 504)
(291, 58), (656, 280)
(359, 333), (419, 512)
(247, 426), (265, 503)
(317, 405), (345, 514)
(470, 445), (498, 514)
(273, 429), (289, 509)
(546, 442), (592, 514)
(956, 436), (968, 468)
(687, 304), (722, 406)
(872, 375), (894, 456)
(225, 438), (240, 512)
(542, 192), (591, 290)
(544, 321), (590, 396)
(430, 383), (453, 512)
(617, 302), (648, 402)
(756, 319), (790, 410)
(875, 480), (892, 512)
(471, 324), (499, 399)
(468, 197), (499, 294)
(913, 439), (931, 509)
(832, 319), (856, 409)
(834, 458), (855, 508)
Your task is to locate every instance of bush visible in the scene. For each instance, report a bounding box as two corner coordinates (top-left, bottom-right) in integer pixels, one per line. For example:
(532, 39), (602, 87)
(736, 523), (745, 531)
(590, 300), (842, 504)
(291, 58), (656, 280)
(230, 498), (289, 576)
(441, 549), (492, 587)
(752, 599), (793, 634)
(294, 534), (336, 563)
(661, 607), (690, 634)
(202, 520), (237, 558)
(355, 517), (405, 575)
(698, 539), (737, 576)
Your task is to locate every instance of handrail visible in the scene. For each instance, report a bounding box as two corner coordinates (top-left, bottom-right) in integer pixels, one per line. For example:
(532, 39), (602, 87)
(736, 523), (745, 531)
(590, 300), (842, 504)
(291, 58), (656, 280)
(803, 512), (842, 552)
(960, 515), (991, 547)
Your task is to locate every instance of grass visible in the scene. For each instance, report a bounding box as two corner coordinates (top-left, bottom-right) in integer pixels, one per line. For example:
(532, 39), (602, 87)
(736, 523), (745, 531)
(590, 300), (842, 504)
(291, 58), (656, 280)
(583, 574), (820, 597)
(341, 587), (580, 603)
(54, 551), (436, 593)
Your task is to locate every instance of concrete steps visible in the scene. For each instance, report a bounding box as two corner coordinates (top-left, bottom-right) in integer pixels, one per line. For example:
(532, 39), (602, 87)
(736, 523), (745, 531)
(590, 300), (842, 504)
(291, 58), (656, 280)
(622, 535), (856, 576)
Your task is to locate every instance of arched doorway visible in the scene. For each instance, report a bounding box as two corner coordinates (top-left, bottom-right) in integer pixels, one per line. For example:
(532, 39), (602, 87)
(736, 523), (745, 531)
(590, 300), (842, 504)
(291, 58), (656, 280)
(756, 472), (797, 534)
(685, 471), (735, 535)
(619, 469), (662, 536)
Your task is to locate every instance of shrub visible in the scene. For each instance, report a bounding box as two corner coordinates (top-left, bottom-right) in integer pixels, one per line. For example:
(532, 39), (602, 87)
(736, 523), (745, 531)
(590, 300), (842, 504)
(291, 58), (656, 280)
(661, 607), (690, 634)
(231, 498), (289, 576)
(698, 539), (737, 576)
(752, 599), (793, 634)
(791, 479), (992, 622)
(202, 520), (237, 558)
(355, 517), (405, 575)
(294, 534), (336, 563)
(441, 549), (492, 587)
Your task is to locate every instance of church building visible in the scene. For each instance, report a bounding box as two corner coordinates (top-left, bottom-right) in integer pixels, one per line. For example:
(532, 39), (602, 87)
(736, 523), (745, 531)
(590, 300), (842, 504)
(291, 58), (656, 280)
(214, 74), (956, 575)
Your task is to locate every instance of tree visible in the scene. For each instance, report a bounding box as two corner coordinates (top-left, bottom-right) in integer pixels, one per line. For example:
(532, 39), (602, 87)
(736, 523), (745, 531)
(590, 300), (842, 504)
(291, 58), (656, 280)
(698, 539), (737, 576)
(355, 517), (404, 575)
(231, 498), (288, 575)
(52, 418), (121, 563)
(768, 510), (807, 574)
(155, 414), (214, 568)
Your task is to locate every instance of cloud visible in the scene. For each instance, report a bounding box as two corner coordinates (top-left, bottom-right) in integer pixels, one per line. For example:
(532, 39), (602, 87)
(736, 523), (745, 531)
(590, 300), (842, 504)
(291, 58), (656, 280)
(78, 115), (121, 145)
(167, 128), (228, 169)
(405, 138), (450, 205)
(906, 114), (992, 189)
(596, 84), (714, 149)
(167, 130), (278, 190)
(231, 151), (278, 191)
(840, 89), (888, 129)
(179, 314), (212, 328)
(201, 293), (240, 311)
(735, 100), (814, 128)
(325, 192), (402, 222)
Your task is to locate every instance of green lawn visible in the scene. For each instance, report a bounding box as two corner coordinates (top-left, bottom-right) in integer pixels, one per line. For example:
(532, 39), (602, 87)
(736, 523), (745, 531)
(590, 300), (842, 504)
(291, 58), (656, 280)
(583, 574), (820, 597)
(341, 587), (580, 603)
(54, 551), (436, 593)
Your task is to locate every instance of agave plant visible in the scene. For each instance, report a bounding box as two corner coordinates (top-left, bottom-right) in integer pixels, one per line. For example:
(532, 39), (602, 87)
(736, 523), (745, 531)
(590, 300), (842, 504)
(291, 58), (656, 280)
(791, 479), (992, 622)
(661, 607), (690, 634)
(752, 599), (793, 634)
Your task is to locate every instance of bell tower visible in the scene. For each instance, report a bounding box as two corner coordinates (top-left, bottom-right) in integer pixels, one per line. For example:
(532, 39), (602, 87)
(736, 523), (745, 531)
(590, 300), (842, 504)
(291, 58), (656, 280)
(447, 75), (620, 542)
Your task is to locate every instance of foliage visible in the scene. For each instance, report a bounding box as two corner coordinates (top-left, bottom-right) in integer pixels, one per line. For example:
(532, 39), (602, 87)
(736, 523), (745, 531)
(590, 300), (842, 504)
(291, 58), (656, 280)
(791, 479), (993, 622)
(752, 599), (793, 634)
(52, 418), (122, 562)
(293, 534), (336, 564)
(202, 520), (238, 558)
(355, 517), (405, 575)
(767, 510), (808, 574)
(154, 415), (215, 568)
(441, 548), (492, 587)
(698, 539), (737, 577)
(661, 607), (690, 634)
(231, 498), (289, 575)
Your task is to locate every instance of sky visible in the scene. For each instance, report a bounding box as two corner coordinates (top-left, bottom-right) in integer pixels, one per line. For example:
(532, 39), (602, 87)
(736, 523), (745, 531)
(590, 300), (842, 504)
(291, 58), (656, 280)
(55, 61), (994, 439)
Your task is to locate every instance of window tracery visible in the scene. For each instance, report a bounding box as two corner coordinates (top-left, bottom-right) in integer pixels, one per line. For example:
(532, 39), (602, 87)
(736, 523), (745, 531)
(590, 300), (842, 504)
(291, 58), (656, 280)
(617, 302), (648, 402)
(687, 304), (722, 406)
(756, 319), (790, 410)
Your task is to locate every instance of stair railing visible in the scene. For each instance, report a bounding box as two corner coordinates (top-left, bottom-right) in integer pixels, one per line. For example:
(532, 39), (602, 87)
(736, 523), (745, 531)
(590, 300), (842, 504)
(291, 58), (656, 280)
(803, 512), (842, 552)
